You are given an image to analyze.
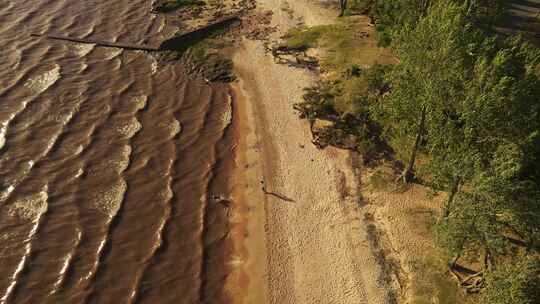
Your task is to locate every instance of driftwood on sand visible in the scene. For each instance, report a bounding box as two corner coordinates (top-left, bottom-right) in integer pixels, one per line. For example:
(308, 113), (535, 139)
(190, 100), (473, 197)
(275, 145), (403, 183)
(262, 186), (295, 202)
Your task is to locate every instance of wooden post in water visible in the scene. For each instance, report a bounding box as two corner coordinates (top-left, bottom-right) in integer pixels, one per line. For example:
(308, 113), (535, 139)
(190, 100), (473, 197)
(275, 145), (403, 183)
(30, 33), (159, 51)
(31, 14), (240, 52)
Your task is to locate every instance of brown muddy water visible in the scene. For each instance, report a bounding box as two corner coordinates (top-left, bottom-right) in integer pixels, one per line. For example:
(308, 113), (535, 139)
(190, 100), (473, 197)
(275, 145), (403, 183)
(0, 1), (237, 303)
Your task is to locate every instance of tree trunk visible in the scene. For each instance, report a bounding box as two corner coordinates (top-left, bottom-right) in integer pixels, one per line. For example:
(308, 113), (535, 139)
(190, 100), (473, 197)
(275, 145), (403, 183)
(420, 0), (431, 16)
(399, 106), (426, 183)
(338, 0), (347, 17)
(443, 177), (461, 218)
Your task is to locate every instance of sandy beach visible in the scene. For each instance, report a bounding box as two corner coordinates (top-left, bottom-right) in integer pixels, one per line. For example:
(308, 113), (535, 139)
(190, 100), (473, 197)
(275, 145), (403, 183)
(230, 1), (397, 303)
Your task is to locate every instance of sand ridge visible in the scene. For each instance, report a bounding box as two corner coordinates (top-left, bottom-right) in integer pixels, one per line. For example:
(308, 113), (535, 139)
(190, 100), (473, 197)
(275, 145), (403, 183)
(232, 1), (397, 303)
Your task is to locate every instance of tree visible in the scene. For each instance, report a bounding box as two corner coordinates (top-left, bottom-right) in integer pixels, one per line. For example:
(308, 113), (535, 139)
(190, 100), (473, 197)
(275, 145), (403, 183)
(375, 2), (479, 183)
(426, 35), (540, 215)
(482, 257), (540, 304)
(439, 142), (540, 260)
(370, 0), (505, 46)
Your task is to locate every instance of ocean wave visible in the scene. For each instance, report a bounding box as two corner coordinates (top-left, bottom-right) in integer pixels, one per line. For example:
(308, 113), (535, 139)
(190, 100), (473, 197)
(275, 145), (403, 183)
(117, 117), (142, 139)
(103, 48), (123, 60)
(132, 95), (148, 110)
(24, 64), (61, 94)
(221, 94), (233, 130)
(91, 178), (127, 218)
(71, 43), (95, 57)
(158, 186), (174, 201)
(0, 184), (15, 202)
(158, 119), (182, 138)
(150, 57), (158, 75)
(0, 121), (7, 151)
(86, 145), (132, 176)
(6, 187), (48, 222)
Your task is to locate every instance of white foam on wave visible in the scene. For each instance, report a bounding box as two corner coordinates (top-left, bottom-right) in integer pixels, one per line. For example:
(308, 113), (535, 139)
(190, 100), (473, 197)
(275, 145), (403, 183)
(169, 119), (182, 137)
(0, 206), (43, 304)
(0, 184), (15, 202)
(150, 58), (158, 75)
(221, 94), (233, 130)
(114, 145), (132, 173)
(228, 255), (244, 267)
(71, 44), (95, 57)
(132, 95), (148, 111)
(0, 121), (7, 151)
(87, 145), (132, 176)
(6, 186), (48, 222)
(158, 185), (173, 201)
(91, 179), (127, 218)
(50, 228), (81, 294)
(83, 237), (107, 281)
(75, 167), (84, 178)
(117, 117), (142, 139)
(9, 49), (22, 71)
(24, 65), (61, 94)
(51, 251), (74, 293)
(159, 119), (182, 138)
(103, 48), (123, 60)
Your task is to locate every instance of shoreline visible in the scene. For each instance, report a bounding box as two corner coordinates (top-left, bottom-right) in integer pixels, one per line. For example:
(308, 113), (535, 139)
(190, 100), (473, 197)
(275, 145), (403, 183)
(229, 1), (396, 302)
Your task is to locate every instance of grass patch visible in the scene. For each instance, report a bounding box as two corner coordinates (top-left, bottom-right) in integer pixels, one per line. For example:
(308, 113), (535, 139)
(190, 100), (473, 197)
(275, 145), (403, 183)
(154, 0), (205, 13)
(289, 18), (395, 162)
(403, 207), (470, 304)
(409, 256), (463, 304)
(283, 25), (333, 50)
(284, 19), (394, 73)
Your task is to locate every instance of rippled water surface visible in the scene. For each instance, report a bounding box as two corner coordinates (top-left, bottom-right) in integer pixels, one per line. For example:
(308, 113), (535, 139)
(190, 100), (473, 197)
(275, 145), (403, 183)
(0, 1), (235, 303)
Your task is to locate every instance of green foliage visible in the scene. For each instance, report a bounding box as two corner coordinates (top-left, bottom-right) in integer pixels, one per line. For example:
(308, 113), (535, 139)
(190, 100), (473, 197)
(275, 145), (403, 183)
(335, 0), (540, 300)
(154, 0), (205, 13)
(295, 64), (390, 156)
(482, 257), (540, 304)
(371, 0), (540, 274)
(284, 20), (394, 72)
(288, 19), (393, 159)
(435, 36), (540, 254)
(371, 0), (425, 46)
(374, 2), (479, 181)
(364, 0), (505, 46)
(343, 0), (375, 15)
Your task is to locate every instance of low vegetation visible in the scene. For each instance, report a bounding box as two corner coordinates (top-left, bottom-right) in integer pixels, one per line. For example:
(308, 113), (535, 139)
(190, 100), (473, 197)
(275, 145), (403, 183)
(157, 8), (236, 83)
(181, 43), (235, 82)
(290, 1), (540, 303)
